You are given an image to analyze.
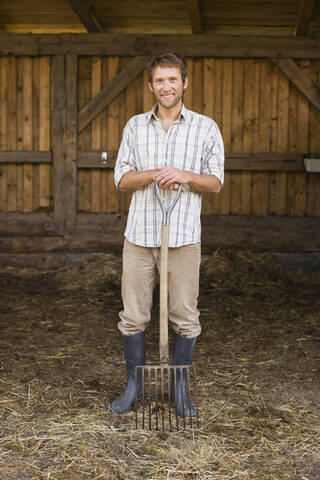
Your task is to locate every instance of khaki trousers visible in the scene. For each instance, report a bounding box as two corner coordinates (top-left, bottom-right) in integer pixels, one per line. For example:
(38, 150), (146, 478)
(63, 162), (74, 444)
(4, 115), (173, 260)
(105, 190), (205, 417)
(118, 239), (201, 338)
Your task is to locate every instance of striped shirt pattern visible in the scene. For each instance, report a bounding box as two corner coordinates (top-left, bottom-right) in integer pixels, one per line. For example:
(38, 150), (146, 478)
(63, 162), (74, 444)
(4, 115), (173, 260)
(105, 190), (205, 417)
(114, 105), (224, 248)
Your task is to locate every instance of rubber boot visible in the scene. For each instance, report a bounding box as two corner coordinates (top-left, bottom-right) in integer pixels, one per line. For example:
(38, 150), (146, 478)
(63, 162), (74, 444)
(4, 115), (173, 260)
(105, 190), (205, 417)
(110, 331), (145, 414)
(172, 333), (197, 418)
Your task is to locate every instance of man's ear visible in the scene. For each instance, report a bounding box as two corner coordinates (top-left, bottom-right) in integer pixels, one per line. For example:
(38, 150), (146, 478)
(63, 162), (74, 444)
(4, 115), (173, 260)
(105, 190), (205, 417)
(148, 82), (154, 93)
(183, 76), (189, 90)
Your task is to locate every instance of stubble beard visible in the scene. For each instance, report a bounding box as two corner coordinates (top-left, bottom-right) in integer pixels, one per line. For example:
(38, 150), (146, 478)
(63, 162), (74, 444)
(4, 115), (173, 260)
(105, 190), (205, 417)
(157, 91), (183, 110)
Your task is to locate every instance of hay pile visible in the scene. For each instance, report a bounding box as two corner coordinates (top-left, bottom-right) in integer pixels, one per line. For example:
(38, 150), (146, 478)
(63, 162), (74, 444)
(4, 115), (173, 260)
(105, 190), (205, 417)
(0, 251), (319, 479)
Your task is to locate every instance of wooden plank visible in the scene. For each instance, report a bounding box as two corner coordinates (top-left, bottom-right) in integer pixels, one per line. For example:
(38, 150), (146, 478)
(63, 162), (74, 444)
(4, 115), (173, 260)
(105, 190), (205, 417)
(107, 57), (120, 214)
(287, 67), (298, 216)
(242, 59), (254, 214)
(1, 33), (320, 58)
(16, 57), (24, 212)
(230, 59), (243, 215)
(91, 56), (102, 213)
(78, 57), (92, 212)
(7, 57), (17, 212)
(0, 151), (52, 163)
(39, 56), (51, 208)
(68, 0), (104, 33)
(293, 60), (308, 215)
(0, 213), (63, 236)
(203, 58), (215, 215)
(0, 57), (8, 211)
(52, 54), (66, 221)
(0, 236), (64, 253)
(252, 60), (269, 216)
(78, 56), (147, 132)
(187, 0), (203, 34)
(269, 64), (279, 215)
(32, 57), (40, 211)
(194, 58), (210, 215)
(64, 55), (78, 228)
(295, 0), (317, 35)
(23, 57), (33, 213)
(211, 59), (223, 214)
(271, 58), (320, 112)
(220, 59), (232, 215)
(276, 69), (290, 215)
(259, 61), (272, 214)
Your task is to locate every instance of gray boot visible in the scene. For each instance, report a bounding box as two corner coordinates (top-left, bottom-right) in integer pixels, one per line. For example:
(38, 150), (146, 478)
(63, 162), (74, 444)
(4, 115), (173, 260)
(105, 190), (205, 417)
(172, 333), (197, 417)
(110, 331), (145, 414)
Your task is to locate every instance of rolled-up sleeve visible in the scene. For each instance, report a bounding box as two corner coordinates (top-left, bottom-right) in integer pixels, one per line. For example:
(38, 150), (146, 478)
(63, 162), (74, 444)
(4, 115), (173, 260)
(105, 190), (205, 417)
(201, 123), (224, 186)
(114, 121), (137, 189)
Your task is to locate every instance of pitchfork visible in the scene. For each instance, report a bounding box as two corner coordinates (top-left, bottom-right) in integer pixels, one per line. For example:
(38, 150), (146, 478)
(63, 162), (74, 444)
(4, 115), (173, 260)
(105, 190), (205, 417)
(135, 182), (199, 430)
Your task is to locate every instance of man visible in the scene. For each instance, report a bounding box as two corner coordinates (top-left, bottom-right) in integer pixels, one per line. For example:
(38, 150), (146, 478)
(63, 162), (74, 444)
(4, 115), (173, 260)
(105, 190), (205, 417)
(111, 53), (224, 417)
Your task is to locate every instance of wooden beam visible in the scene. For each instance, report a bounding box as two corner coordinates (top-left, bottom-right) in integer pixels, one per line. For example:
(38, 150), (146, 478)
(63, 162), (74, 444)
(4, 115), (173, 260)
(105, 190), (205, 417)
(77, 151), (304, 171)
(295, 0), (317, 35)
(52, 55), (78, 228)
(0, 237), (64, 252)
(65, 55), (78, 231)
(271, 58), (320, 112)
(187, 0), (203, 34)
(77, 150), (117, 168)
(226, 153), (304, 171)
(1, 33), (320, 58)
(78, 56), (147, 132)
(0, 151), (52, 163)
(0, 150), (303, 171)
(68, 0), (104, 33)
(0, 213), (63, 236)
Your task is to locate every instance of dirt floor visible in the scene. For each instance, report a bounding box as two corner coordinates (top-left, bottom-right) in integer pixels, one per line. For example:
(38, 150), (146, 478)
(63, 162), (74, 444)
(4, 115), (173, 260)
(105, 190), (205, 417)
(0, 250), (319, 480)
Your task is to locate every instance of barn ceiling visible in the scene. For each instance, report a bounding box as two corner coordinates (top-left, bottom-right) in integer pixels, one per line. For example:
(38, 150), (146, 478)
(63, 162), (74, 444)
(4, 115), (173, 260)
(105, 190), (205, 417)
(0, 0), (319, 37)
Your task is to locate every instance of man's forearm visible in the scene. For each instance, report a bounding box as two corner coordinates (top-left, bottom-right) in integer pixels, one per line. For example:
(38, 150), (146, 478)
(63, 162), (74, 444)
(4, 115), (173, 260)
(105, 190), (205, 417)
(118, 170), (155, 191)
(188, 172), (222, 193)
(155, 167), (222, 194)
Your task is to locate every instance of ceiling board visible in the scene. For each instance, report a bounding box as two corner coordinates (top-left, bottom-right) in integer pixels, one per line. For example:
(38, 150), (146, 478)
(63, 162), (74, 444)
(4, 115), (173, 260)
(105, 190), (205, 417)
(0, 0), (318, 36)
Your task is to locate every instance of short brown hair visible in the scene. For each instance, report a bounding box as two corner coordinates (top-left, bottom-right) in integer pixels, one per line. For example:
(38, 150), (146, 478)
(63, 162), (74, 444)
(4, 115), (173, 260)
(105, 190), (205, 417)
(147, 53), (188, 83)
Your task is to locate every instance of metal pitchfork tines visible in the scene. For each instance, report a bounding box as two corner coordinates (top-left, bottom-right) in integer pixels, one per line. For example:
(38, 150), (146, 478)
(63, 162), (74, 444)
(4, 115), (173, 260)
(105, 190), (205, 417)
(135, 182), (199, 431)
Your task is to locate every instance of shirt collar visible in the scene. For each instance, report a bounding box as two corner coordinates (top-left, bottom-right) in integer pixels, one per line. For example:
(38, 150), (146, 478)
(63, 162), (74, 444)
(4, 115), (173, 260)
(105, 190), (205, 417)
(147, 104), (189, 123)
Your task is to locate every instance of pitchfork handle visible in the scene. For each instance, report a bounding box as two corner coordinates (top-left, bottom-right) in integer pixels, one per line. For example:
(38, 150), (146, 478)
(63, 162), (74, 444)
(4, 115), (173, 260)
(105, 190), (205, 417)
(154, 182), (183, 365)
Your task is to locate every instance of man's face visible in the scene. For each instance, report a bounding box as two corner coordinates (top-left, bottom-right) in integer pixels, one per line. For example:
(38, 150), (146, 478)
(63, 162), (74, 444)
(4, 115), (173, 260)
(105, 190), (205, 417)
(148, 65), (188, 110)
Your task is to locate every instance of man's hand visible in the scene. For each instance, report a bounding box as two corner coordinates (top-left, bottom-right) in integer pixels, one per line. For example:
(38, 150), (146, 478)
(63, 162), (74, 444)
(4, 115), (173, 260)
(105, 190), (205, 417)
(154, 167), (191, 191)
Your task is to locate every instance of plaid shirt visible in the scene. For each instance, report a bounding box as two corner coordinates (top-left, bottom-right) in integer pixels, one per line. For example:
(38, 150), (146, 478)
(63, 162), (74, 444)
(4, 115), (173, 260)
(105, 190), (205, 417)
(114, 105), (224, 248)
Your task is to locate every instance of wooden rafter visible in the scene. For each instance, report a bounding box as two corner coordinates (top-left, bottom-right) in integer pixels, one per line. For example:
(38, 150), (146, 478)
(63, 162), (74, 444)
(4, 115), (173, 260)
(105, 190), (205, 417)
(272, 58), (320, 112)
(187, 0), (203, 34)
(78, 56), (147, 132)
(295, 0), (317, 35)
(68, 0), (104, 33)
(1, 33), (320, 58)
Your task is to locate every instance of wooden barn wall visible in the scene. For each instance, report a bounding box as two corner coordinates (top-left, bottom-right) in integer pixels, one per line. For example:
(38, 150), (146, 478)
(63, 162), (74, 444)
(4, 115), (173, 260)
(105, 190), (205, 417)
(0, 56), (51, 212)
(1, 56), (320, 217)
(78, 56), (320, 217)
